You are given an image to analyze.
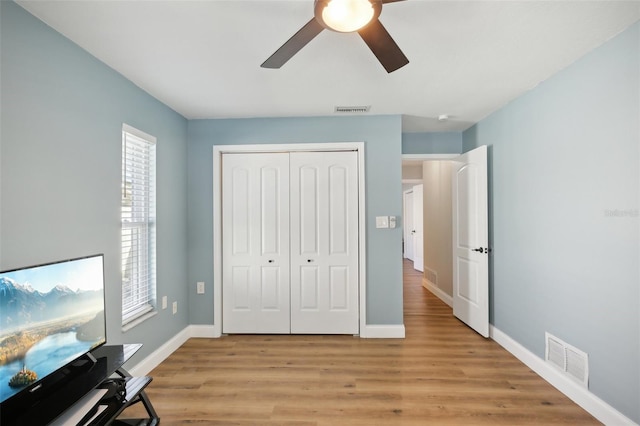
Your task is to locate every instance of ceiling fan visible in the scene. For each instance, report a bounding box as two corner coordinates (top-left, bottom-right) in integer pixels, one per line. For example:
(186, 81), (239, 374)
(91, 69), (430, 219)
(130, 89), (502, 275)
(261, 0), (409, 73)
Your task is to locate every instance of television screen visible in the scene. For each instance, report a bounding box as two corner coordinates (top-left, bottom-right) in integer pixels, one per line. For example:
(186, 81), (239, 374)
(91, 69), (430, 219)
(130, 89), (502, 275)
(0, 254), (106, 404)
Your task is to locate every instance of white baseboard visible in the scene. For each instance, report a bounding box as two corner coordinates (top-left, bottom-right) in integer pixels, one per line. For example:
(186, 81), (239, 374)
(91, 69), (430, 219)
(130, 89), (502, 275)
(490, 325), (637, 426)
(422, 278), (453, 307)
(189, 324), (221, 338)
(126, 324), (221, 376)
(360, 324), (405, 338)
(126, 327), (191, 376)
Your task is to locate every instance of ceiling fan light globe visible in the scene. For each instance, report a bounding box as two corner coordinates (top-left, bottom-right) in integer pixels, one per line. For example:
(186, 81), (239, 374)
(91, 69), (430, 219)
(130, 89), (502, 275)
(316, 0), (380, 33)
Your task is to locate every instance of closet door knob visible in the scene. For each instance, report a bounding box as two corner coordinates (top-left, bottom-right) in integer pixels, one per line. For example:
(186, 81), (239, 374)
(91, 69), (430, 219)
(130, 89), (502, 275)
(472, 247), (490, 254)
(307, 259), (313, 263)
(268, 259), (274, 263)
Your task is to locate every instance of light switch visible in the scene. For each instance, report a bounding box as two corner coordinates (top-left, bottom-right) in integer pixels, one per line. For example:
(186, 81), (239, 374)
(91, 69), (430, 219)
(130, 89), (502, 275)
(389, 216), (396, 228)
(376, 216), (389, 228)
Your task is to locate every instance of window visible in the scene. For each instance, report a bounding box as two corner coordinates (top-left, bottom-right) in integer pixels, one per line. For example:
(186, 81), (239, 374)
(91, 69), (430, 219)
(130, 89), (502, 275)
(121, 124), (156, 327)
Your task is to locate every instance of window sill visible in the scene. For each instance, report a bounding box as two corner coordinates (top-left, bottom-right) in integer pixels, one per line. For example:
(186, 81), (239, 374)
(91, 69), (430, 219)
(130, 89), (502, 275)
(122, 310), (158, 332)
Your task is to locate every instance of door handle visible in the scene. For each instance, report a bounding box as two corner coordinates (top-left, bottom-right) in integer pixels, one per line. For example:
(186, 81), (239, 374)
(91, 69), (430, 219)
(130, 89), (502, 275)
(472, 247), (491, 254)
(307, 259), (314, 263)
(411, 230), (416, 234)
(268, 259), (275, 263)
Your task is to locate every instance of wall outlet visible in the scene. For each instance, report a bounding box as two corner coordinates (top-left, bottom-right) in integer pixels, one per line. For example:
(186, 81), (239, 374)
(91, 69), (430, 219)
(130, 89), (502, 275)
(162, 296), (167, 310)
(172, 301), (177, 315)
(197, 281), (205, 294)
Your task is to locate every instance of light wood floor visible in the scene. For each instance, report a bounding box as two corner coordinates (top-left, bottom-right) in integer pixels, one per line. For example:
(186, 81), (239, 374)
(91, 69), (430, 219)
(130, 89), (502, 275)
(122, 260), (600, 425)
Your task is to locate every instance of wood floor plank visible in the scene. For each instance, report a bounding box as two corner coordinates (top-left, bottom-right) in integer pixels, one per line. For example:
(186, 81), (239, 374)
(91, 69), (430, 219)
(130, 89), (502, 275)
(121, 259), (600, 425)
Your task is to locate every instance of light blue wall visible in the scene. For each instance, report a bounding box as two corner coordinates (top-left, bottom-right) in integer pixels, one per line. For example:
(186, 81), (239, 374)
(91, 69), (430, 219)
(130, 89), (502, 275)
(187, 116), (404, 326)
(7, 0), (636, 418)
(0, 1), (189, 367)
(402, 132), (463, 154)
(463, 23), (639, 422)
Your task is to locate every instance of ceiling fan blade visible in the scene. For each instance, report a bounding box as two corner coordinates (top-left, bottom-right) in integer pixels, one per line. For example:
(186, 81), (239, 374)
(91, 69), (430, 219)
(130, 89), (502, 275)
(382, 0), (406, 3)
(261, 18), (324, 69)
(358, 19), (409, 73)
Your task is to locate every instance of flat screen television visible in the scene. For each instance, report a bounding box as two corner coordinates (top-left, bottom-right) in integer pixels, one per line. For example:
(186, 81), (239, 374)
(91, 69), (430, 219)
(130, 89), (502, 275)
(0, 254), (106, 407)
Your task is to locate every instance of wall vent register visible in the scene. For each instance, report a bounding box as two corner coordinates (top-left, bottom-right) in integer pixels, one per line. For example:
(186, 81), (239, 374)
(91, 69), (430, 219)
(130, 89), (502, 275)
(545, 332), (589, 387)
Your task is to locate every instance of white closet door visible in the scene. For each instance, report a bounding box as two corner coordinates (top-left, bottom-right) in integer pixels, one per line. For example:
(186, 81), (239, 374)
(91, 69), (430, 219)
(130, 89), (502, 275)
(222, 153), (290, 333)
(290, 151), (359, 334)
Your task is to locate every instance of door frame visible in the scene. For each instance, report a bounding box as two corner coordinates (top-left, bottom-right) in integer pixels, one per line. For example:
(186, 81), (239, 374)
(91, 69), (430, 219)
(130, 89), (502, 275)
(213, 142), (366, 336)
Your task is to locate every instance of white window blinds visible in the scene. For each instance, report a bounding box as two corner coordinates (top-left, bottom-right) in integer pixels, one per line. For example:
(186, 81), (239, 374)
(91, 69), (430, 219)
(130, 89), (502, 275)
(121, 125), (156, 326)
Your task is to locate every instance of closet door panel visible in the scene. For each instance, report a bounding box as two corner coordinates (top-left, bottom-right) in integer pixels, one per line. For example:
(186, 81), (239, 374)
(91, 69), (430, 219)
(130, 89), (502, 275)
(300, 266), (320, 309)
(290, 151), (359, 334)
(222, 153), (290, 333)
(329, 266), (349, 310)
(328, 165), (349, 255)
(299, 165), (319, 255)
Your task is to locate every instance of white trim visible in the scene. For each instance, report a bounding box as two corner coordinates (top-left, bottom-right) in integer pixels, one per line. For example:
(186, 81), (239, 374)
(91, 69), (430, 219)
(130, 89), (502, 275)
(356, 145), (367, 336)
(402, 154), (458, 161)
(121, 310), (157, 333)
(126, 327), (190, 376)
(213, 148), (223, 336)
(215, 143), (362, 154)
(213, 142), (367, 336)
(126, 325), (219, 376)
(360, 324), (405, 338)
(422, 278), (453, 307)
(490, 325), (637, 426)
(122, 123), (156, 144)
(189, 324), (220, 338)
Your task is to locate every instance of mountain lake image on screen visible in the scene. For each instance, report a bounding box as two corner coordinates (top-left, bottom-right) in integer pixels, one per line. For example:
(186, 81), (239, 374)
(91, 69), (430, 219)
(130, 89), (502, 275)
(0, 254), (107, 404)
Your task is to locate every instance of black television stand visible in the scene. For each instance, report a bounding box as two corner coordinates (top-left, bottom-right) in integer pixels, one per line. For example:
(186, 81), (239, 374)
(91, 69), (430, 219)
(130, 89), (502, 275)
(1, 344), (159, 426)
(67, 344), (159, 426)
(102, 365), (159, 425)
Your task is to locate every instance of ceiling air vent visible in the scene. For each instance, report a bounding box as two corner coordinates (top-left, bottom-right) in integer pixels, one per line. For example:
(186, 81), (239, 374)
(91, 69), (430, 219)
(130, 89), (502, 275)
(335, 105), (371, 114)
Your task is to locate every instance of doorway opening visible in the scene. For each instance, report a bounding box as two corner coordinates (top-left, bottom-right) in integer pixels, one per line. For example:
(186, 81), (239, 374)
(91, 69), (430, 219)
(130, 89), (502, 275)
(401, 148), (489, 337)
(401, 154), (457, 313)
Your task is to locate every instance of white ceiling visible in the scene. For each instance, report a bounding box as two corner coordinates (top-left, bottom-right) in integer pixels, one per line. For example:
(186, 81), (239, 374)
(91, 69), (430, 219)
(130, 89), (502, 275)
(16, 0), (640, 132)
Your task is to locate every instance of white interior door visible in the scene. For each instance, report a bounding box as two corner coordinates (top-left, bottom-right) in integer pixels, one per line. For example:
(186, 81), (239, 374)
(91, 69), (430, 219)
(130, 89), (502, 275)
(222, 153), (291, 333)
(412, 184), (424, 272)
(403, 190), (414, 260)
(290, 151), (359, 334)
(452, 146), (489, 337)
